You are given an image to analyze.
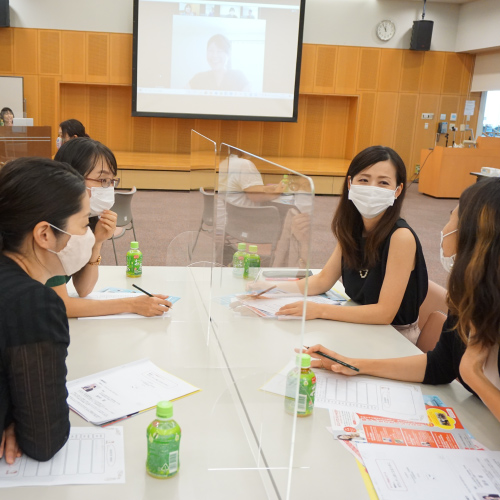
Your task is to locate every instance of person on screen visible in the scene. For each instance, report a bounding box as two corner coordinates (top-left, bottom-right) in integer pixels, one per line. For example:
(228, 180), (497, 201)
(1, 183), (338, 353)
(189, 34), (250, 92)
(0, 107), (14, 126)
(57, 118), (89, 150)
(0, 157), (86, 462)
(244, 9), (255, 19)
(181, 3), (194, 16)
(302, 179), (500, 425)
(227, 7), (238, 18)
(259, 146), (428, 343)
(48, 138), (172, 318)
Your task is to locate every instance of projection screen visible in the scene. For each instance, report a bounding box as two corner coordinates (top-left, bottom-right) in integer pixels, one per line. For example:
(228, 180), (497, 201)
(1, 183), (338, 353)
(132, 0), (305, 121)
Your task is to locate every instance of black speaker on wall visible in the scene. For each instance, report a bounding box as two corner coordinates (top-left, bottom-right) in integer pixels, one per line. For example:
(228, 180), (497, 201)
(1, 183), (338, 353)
(0, 0), (10, 28)
(410, 20), (434, 51)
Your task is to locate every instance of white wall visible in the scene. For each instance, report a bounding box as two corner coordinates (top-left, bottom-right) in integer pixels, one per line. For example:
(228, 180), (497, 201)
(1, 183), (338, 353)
(471, 51), (500, 92)
(456, 0), (500, 53)
(9, 0), (461, 52)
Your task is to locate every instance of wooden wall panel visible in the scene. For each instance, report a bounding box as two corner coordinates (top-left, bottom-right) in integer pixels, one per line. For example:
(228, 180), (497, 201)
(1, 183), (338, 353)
(357, 48), (380, 91)
(238, 121), (263, 154)
(372, 92), (398, 146)
(151, 117), (177, 154)
(13, 29), (38, 75)
(220, 120), (239, 148)
(378, 49), (402, 92)
(303, 96), (325, 157)
(110, 33), (132, 85)
(39, 30), (61, 75)
(356, 92), (376, 152)
(23, 75), (39, 125)
(335, 47), (359, 95)
(299, 44), (316, 94)
(192, 119), (221, 147)
(261, 122), (282, 157)
(420, 52), (445, 94)
(460, 53), (474, 96)
(86, 33), (109, 83)
(176, 119), (195, 153)
(281, 98), (306, 157)
(0, 28), (13, 73)
(442, 53), (464, 95)
(108, 86), (132, 151)
(345, 97), (358, 160)
(39, 76), (58, 143)
(412, 94), (440, 168)
(132, 117), (152, 153)
(400, 51), (423, 93)
(60, 83), (88, 127)
(313, 45), (336, 94)
(321, 96), (349, 158)
(394, 93), (418, 171)
(88, 86), (109, 145)
(62, 31), (86, 82)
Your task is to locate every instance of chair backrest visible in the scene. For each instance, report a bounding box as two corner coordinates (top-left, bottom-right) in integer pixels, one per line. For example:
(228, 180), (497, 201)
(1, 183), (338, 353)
(110, 186), (137, 227)
(200, 187), (215, 227)
(416, 310), (447, 353)
(418, 280), (447, 330)
(225, 201), (281, 249)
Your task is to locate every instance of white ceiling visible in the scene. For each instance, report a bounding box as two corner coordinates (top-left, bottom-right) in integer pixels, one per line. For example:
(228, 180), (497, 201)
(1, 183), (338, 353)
(399, 0), (479, 3)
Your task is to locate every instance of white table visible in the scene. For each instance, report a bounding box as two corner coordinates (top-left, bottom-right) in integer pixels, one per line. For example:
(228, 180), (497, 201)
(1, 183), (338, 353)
(7, 266), (500, 499)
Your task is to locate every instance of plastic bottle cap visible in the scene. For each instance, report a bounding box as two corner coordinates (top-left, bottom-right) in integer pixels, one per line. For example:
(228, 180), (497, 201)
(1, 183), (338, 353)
(296, 353), (311, 368)
(249, 245), (258, 253)
(237, 242), (246, 251)
(130, 241), (139, 249)
(283, 174), (289, 178)
(156, 401), (173, 418)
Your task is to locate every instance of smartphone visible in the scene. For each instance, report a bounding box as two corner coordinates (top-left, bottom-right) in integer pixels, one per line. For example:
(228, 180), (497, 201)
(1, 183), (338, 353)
(262, 270), (312, 279)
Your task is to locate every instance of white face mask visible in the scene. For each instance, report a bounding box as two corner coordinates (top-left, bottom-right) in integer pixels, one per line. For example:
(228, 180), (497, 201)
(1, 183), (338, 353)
(440, 229), (457, 273)
(48, 225), (95, 276)
(348, 184), (398, 219)
(56, 137), (63, 150)
(87, 186), (115, 217)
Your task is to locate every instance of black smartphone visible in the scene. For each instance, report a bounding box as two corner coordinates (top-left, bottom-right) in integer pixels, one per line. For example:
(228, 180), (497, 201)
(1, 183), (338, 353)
(262, 270), (312, 278)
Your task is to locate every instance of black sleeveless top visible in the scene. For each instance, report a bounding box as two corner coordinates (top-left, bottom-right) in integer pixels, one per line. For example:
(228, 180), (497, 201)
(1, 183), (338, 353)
(341, 219), (428, 326)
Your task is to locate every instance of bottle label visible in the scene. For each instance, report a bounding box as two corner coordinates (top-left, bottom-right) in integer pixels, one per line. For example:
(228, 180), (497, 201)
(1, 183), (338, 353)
(126, 252), (142, 276)
(146, 431), (180, 478)
(247, 266), (260, 279)
(233, 253), (245, 278)
(284, 368), (316, 416)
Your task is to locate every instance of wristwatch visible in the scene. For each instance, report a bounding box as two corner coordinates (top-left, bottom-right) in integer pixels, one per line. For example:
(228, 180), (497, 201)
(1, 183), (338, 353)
(88, 255), (102, 266)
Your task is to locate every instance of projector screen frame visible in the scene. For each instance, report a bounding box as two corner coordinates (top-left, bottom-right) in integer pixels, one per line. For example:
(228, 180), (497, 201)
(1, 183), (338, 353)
(131, 0), (306, 122)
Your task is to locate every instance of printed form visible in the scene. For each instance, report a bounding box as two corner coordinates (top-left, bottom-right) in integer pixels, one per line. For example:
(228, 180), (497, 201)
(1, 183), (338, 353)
(0, 427), (124, 488)
(262, 361), (427, 422)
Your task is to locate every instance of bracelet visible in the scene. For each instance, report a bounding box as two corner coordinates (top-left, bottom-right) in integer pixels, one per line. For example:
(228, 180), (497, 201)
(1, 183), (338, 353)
(88, 255), (102, 266)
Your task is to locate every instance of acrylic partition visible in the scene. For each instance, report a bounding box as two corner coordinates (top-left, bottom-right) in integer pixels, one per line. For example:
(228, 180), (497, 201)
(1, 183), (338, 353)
(206, 143), (315, 499)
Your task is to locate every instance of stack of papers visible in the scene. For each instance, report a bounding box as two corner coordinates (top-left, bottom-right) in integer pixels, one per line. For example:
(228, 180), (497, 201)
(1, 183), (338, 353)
(67, 359), (200, 425)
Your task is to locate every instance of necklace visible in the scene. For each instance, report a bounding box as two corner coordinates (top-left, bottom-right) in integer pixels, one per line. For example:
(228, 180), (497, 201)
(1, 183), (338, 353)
(359, 269), (369, 279)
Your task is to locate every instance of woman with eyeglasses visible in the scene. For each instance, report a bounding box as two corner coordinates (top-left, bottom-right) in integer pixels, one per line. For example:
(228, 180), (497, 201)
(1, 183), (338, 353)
(49, 137), (171, 318)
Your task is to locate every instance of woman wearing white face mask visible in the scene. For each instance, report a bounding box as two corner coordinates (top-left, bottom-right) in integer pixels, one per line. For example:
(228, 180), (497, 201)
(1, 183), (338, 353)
(276, 146), (428, 344)
(49, 137), (172, 318)
(0, 157), (90, 463)
(301, 179), (500, 425)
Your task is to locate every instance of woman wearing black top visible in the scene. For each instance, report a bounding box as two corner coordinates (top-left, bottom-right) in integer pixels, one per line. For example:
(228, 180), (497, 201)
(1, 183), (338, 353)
(304, 179), (500, 424)
(276, 146), (428, 343)
(0, 157), (93, 462)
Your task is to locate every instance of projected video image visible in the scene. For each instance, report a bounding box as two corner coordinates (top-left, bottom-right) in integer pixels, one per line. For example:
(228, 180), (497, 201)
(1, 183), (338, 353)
(171, 17), (265, 92)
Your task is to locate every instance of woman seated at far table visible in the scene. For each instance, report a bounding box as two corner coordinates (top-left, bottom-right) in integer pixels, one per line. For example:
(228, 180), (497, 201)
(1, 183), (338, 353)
(48, 137), (171, 318)
(305, 178), (500, 424)
(0, 157), (88, 463)
(56, 118), (89, 150)
(261, 146), (428, 344)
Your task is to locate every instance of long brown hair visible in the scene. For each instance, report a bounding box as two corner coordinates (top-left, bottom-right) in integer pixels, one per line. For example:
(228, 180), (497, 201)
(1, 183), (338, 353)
(448, 178), (500, 347)
(331, 146), (407, 270)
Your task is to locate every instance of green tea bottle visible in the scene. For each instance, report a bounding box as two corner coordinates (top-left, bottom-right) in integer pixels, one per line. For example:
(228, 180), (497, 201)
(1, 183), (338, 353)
(284, 354), (316, 417)
(126, 241), (142, 277)
(146, 401), (181, 479)
(232, 242), (247, 278)
(243, 245), (260, 280)
(282, 174), (290, 193)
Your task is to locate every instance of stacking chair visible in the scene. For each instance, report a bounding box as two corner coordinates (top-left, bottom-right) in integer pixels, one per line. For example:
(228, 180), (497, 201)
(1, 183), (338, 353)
(110, 186), (137, 265)
(417, 280), (448, 353)
(191, 187), (215, 255)
(224, 201), (281, 266)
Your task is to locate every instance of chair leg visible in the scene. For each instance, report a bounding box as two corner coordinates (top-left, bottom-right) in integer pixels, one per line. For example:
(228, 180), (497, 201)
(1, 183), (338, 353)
(191, 222), (204, 256)
(112, 237), (118, 265)
(132, 222), (137, 241)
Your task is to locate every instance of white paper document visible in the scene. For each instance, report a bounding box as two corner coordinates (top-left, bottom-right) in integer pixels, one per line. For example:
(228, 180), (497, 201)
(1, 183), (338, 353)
(0, 427), (124, 488)
(67, 359), (200, 425)
(262, 361), (427, 422)
(358, 443), (500, 500)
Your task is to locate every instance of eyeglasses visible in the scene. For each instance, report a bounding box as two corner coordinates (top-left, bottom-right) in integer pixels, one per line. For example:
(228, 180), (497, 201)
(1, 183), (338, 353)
(85, 177), (120, 188)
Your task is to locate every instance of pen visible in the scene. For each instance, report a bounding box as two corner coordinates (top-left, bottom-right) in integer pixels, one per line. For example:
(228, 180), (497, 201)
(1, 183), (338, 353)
(303, 346), (359, 372)
(132, 284), (172, 309)
(251, 285), (277, 298)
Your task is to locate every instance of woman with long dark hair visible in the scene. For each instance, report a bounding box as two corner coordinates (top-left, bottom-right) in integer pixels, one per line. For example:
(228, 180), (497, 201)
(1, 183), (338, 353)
(56, 118), (89, 149)
(304, 178), (500, 423)
(48, 137), (171, 318)
(276, 146), (428, 343)
(0, 157), (90, 462)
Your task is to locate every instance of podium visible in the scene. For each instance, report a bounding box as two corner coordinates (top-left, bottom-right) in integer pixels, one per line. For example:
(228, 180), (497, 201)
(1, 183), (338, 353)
(418, 142), (500, 198)
(0, 126), (52, 165)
